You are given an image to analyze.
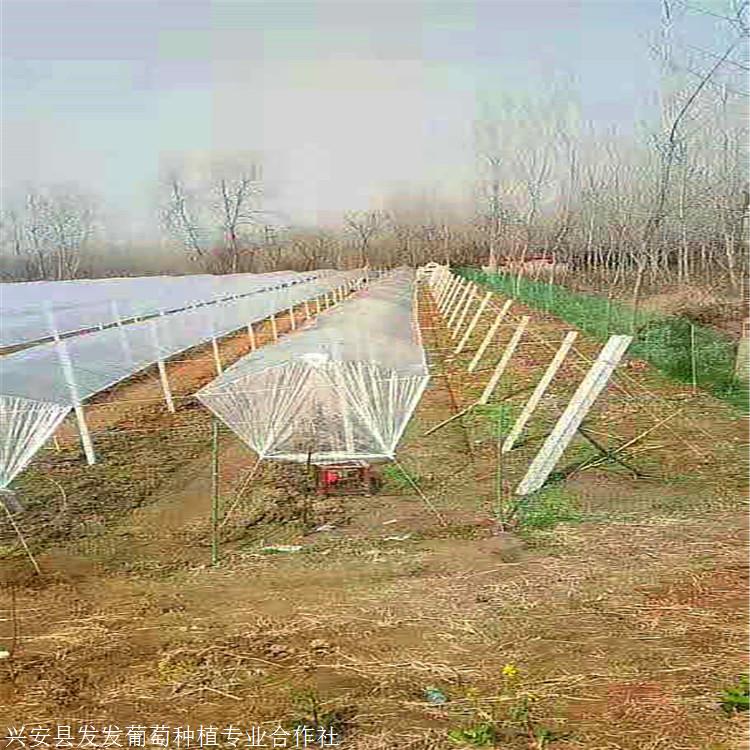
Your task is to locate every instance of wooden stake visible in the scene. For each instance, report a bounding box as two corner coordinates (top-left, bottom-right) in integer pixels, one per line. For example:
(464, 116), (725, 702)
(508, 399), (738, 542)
(247, 322), (256, 350)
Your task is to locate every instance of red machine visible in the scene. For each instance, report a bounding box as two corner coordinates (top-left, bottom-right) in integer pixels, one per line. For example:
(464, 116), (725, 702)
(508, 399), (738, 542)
(315, 462), (381, 496)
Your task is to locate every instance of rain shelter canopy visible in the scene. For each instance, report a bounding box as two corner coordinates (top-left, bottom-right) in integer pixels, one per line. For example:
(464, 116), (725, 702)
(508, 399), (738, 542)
(196, 268), (429, 465)
(0, 269), (365, 488)
(0, 270), (330, 349)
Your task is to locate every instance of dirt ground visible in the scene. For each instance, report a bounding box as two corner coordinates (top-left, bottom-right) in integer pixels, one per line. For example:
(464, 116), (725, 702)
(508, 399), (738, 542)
(1, 282), (747, 749)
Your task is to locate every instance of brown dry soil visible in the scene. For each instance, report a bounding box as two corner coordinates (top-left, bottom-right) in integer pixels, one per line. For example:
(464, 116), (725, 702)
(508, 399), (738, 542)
(1, 285), (747, 750)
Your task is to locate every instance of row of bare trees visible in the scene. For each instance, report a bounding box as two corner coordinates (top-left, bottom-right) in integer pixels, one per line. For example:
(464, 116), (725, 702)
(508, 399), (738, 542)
(1, 189), (97, 280)
(1, 2), (746, 292)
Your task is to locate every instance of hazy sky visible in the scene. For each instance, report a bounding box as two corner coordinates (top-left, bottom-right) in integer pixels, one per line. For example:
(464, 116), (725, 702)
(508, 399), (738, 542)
(2, 1), (676, 235)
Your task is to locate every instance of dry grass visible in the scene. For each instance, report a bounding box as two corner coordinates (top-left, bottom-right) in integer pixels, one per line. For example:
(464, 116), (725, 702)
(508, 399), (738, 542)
(0, 284), (747, 749)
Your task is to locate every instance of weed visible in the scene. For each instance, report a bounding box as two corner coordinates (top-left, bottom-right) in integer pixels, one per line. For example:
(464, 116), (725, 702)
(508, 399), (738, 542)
(287, 687), (352, 739)
(510, 487), (581, 530)
(718, 674), (749, 715)
(448, 666), (565, 749)
(447, 722), (497, 746)
(473, 403), (517, 434)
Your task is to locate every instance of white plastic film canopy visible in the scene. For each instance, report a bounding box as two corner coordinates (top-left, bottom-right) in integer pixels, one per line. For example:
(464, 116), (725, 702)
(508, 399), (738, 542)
(196, 268), (429, 464)
(0, 269), (365, 488)
(0, 270), (331, 348)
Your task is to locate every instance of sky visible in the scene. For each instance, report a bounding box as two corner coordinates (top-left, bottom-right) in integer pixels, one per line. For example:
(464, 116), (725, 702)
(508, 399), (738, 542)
(0, 0), (712, 237)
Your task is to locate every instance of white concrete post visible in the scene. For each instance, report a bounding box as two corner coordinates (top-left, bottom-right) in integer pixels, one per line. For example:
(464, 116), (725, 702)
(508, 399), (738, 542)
(150, 318), (175, 413)
(439, 275), (460, 312)
(515, 335), (633, 495)
(110, 300), (133, 366)
(479, 316), (530, 405)
(468, 300), (513, 373)
(447, 282), (472, 328)
(211, 336), (223, 375)
(455, 291), (493, 355)
(502, 331), (578, 453)
(451, 288), (477, 340)
(45, 305), (96, 465)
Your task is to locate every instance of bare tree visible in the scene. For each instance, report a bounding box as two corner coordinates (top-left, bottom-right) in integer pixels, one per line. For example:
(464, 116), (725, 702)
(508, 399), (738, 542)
(162, 175), (207, 262)
(344, 210), (389, 267)
(0, 189), (97, 280)
(161, 159), (265, 273)
(628, 0), (749, 327)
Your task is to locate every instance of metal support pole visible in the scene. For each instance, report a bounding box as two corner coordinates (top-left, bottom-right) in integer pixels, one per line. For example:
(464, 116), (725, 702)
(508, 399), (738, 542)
(270, 313), (278, 341)
(289, 306), (296, 330)
(247, 321), (256, 350)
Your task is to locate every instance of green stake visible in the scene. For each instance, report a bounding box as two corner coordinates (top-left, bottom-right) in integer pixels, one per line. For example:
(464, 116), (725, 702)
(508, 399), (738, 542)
(211, 418), (220, 566)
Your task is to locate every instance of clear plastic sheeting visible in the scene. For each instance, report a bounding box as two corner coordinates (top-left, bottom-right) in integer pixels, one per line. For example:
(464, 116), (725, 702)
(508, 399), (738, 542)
(0, 269), (364, 487)
(0, 270), (331, 348)
(196, 268), (429, 464)
(0, 396), (71, 489)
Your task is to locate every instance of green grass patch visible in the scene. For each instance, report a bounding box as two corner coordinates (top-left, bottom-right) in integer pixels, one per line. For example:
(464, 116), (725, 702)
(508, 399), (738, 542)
(719, 674), (749, 715)
(510, 486), (582, 530)
(382, 463), (419, 491)
(460, 268), (748, 412)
